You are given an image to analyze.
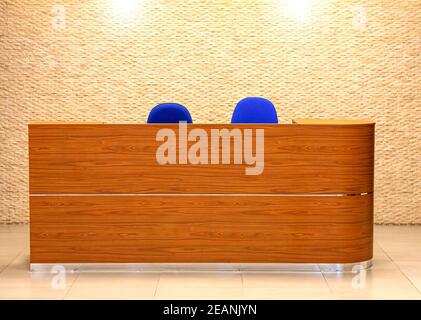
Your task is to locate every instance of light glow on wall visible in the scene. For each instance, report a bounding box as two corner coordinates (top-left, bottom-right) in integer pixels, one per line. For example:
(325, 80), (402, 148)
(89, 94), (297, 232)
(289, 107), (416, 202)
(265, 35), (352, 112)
(285, 0), (312, 21)
(109, 0), (138, 19)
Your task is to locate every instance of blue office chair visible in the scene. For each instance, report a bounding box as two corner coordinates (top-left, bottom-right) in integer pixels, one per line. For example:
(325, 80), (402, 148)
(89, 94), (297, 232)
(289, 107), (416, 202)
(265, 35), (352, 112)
(147, 103), (193, 123)
(231, 97), (278, 124)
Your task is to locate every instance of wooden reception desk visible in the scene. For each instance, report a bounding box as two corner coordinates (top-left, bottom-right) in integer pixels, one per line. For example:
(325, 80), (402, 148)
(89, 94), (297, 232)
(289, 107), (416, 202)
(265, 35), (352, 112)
(28, 120), (375, 269)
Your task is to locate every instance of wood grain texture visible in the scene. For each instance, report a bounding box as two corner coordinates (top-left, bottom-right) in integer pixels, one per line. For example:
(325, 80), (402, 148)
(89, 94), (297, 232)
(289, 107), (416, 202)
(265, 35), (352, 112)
(29, 124), (374, 194)
(30, 195), (373, 263)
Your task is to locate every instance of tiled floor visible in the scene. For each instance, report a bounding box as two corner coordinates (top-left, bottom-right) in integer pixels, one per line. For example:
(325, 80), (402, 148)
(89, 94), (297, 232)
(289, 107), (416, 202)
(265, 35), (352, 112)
(0, 224), (420, 300)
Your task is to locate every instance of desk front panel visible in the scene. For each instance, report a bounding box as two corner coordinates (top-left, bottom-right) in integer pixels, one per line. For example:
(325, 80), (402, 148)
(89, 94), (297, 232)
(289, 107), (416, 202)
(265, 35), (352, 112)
(30, 194), (373, 263)
(29, 124), (374, 195)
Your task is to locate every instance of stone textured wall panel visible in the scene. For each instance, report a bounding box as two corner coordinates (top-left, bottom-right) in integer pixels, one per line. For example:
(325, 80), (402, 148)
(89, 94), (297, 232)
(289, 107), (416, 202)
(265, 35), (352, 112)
(0, 0), (420, 223)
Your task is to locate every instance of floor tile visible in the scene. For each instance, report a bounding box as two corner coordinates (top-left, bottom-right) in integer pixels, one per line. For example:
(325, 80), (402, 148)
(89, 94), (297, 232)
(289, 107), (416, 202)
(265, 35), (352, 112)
(71, 272), (159, 288)
(242, 272), (330, 299)
(0, 251), (21, 265)
(329, 291), (421, 300)
(378, 246), (421, 262)
(375, 226), (421, 262)
(0, 286), (68, 300)
(3, 253), (33, 273)
(243, 292), (335, 300)
(393, 261), (421, 293)
(371, 243), (399, 270)
(0, 224), (29, 234)
(323, 267), (420, 299)
(0, 224), (420, 299)
(155, 272), (243, 300)
(0, 253), (77, 289)
(0, 270), (77, 289)
(0, 245), (26, 255)
(65, 286), (156, 300)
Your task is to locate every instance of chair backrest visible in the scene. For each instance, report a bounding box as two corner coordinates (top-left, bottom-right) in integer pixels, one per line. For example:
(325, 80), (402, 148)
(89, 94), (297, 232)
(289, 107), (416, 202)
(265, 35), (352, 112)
(231, 97), (278, 124)
(147, 103), (193, 123)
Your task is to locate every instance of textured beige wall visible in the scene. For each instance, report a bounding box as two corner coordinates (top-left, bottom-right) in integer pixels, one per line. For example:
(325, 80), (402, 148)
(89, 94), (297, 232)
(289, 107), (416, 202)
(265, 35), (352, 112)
(1, 0), (420, 224)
